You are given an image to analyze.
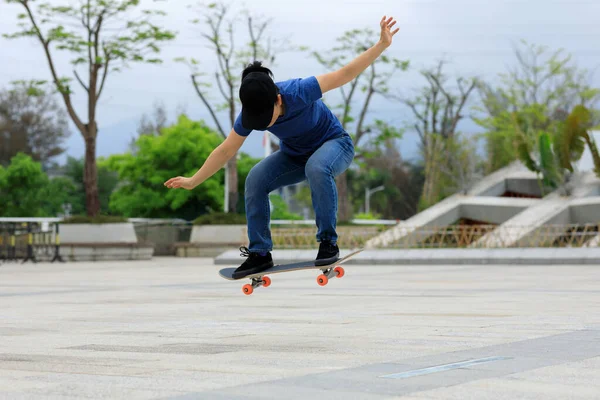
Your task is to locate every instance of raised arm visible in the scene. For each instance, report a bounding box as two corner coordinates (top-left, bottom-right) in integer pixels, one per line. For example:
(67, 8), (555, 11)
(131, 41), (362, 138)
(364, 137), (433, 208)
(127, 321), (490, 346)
(316, 16), (400, 94)
(164, 129), (246, 190)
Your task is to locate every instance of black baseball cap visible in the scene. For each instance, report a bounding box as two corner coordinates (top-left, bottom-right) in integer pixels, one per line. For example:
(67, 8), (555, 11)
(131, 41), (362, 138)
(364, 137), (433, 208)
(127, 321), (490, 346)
(239, 72), (278, 130)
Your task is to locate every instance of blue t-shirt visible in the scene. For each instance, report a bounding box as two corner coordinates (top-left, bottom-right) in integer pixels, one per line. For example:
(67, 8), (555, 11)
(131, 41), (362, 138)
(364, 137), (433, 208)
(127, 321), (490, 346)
(233, 76), (345, 157)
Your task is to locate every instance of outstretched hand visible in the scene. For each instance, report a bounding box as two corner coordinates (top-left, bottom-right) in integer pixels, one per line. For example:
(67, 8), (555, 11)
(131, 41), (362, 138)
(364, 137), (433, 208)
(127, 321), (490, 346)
(379, 16), (399, 48)
(164, 176), (195, 190)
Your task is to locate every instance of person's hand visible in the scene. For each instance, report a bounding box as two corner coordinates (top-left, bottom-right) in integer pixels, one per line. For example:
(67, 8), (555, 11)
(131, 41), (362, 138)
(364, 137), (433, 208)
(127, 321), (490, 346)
(379, 16), (399, 48)
(164, 176), (195, 190)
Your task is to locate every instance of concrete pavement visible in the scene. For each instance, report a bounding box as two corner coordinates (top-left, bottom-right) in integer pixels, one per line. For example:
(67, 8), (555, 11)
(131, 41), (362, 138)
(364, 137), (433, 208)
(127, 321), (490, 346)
(0, 258), (599, 399)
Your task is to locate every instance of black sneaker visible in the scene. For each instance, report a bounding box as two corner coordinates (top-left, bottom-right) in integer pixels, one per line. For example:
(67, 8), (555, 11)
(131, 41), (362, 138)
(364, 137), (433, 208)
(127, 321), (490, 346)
(315, 241), (340, 266)
(232, 247), (274, 279)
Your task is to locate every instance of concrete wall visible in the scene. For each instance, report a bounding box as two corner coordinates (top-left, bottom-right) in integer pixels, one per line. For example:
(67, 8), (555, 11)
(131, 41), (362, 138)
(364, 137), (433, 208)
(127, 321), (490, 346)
(586, 185), (600, 197)
(476, 178), (542, 198)
(569, 200), (600, 224)
(133, 223), (192, 256)
(190, 225), (246, 245)
(60, 223), (138, 244)
(60, 244), (154, 261)
(468, 162), (530, 196)
(460, 198), (537, 224)
(505, 178), (544, 198)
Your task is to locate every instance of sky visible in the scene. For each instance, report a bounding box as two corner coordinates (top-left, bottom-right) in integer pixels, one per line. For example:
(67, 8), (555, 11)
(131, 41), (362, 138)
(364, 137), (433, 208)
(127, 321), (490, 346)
(1, 0), (599, 163)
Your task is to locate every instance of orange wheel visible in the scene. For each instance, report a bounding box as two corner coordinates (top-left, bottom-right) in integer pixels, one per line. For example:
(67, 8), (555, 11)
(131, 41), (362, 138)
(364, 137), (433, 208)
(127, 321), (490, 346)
(334, 266), (345, 278)
(317, 274), (329, 286)
(242, 284), (253, 295)
(262, 276), (271, 287)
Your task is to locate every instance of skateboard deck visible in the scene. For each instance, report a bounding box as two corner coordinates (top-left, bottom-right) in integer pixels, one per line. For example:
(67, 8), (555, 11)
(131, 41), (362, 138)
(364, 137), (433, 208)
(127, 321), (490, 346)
(219, 248), (363, 295)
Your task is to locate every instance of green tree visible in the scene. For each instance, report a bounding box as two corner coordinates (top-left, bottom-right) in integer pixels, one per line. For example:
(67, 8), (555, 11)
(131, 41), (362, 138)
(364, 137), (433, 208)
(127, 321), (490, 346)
(41, 176), (79, 216)
(105, 115), (225, 219)
(514, 105), (592, 194)
(270, 194), (302, 220)
(59, 156), (119, 216)
(437, 134), (483, 196)
(346, 139), (424, 220)
(313, 28), (409, 220)
(0, 153), (89, 217)
(4, 0), (176, 216)
(0, 81), (70, 167)
(0, 153), (50, 216)
(476, 41), (600, 173)
(401, 60), (478, 209)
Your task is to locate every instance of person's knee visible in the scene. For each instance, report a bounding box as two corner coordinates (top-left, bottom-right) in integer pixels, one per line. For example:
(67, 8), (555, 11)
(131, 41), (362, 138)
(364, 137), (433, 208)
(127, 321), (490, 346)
(245, 168), (265, 198)
(305, 161), (331, 182)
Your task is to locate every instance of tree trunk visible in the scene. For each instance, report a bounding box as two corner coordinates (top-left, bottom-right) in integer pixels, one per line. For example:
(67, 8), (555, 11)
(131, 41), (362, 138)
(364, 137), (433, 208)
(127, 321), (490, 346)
(227, 157), (238, 213)
(84, 134), (100, 217)
(336, 172), (352, 222)
(420, 135), (442, 209)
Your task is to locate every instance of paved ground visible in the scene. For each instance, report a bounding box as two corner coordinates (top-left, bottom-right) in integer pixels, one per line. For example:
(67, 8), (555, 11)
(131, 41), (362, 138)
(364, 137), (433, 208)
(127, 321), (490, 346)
(0, 257), (599, 399)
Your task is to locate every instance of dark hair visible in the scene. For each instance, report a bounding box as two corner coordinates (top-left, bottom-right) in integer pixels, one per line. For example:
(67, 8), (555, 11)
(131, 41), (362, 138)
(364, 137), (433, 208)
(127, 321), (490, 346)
(242, 61), (274, 81)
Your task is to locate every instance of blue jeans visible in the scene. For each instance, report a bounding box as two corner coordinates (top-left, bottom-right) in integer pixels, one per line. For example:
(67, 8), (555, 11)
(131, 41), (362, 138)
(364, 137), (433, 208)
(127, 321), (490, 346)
(244, 134), (355, 252)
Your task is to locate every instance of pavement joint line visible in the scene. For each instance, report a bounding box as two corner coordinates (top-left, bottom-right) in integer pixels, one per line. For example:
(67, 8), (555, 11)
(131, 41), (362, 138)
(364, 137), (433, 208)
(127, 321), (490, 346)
(379, 356), (512, 379)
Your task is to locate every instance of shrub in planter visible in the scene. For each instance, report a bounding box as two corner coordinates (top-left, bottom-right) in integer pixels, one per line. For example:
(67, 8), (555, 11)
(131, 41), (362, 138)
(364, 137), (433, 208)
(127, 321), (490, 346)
(193, 212), (247, 225)
(61, 215), (128, 224)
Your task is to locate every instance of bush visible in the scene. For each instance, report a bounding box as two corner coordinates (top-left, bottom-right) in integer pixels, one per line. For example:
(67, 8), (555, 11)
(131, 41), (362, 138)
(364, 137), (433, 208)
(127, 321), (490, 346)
(193, 212), (247, 225)
(61, 215), (128, 224)
(353, 212), (382, 220)
(270, 195), (303, 220)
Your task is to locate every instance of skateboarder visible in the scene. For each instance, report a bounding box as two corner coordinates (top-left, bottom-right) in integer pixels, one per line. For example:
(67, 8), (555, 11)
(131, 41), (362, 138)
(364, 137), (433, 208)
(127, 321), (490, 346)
(165, 16), (399, 279)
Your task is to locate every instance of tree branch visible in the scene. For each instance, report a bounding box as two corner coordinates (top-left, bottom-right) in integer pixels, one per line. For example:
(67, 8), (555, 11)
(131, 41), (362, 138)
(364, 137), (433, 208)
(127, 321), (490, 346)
(192, 74), (226, 138)
(226, 20), (235, 62)
(449, 79), (477, 134)
(88, 8), (105, 133)
(96, 48), (110, 100)
(340, 73), (362, 130)
(247, 15), (258, 60)
(20, 0), (86, 134)
(73, 69), (89, 92)
(214, 72), (229, 102)
(405, 100), (426, 124)
(355, 65), (377, 145)
(85, 0), (92, 68)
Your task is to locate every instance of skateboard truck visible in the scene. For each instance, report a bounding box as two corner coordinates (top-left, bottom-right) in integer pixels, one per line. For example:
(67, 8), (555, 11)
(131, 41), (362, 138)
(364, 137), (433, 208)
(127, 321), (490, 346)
(242, 276), (272, 295)
(316, 266), (345, 287)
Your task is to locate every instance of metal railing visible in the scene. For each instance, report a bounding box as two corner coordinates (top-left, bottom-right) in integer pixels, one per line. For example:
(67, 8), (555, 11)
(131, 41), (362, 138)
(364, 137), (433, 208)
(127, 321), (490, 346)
(265, 226), (385, 249)
(378, 223), (600, 249)
(0, 220), (64, 264)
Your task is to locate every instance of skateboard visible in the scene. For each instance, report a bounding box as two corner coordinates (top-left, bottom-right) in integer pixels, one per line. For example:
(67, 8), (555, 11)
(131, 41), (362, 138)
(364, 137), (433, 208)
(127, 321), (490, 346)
(219, 249), (363, 295)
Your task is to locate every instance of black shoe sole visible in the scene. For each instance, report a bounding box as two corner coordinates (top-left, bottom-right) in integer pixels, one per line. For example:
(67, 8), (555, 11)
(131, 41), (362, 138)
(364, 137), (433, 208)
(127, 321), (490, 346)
(315, 255), (340, 267)
(231, 262), (274, 280)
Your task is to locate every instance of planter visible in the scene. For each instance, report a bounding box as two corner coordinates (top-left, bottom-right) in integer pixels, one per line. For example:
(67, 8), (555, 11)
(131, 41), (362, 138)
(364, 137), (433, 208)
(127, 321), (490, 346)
(190, 224), (246, 245)
(60, 223), (138, 244)
(174, 242), (242, 258)
(174, 224), (246, 258)
(56, 223), (150, 261)
(59, 243), (154, 261)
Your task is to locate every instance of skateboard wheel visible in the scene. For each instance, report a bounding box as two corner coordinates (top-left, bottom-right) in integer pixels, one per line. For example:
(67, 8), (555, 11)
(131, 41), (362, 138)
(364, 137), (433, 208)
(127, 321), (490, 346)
(334, 266), (345, 278)
(242, 284), (253, 295)
(262, 276), (271, 287)
(317, 274), (328, 286)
